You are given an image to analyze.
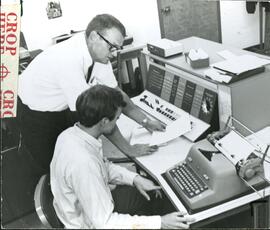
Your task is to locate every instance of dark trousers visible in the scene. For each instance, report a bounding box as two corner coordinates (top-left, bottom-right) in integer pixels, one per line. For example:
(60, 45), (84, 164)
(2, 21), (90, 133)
(111, 185), (175, 216)
(17, 98), (74, 176)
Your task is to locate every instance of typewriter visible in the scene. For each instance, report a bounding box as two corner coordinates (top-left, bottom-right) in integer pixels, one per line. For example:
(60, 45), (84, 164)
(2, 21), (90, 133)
(162, 118), (269, 214)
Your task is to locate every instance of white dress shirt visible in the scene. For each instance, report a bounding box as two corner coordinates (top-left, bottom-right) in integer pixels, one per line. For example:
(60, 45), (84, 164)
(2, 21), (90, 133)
(50, 124), (161, 229)
(18, 32), (118, 112)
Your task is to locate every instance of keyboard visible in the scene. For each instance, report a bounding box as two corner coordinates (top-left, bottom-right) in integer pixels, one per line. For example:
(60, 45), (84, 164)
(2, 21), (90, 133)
(164, 162), (208, 198)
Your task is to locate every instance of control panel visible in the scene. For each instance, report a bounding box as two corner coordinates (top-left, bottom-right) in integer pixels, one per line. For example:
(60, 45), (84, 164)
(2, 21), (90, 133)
(145, 64), (218, 125)
(133, 64), (219, 141)
(139, 93), (180, 125)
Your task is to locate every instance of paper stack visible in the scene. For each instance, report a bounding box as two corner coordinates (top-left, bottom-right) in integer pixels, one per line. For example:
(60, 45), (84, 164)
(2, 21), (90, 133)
(204, 54), (270, 84)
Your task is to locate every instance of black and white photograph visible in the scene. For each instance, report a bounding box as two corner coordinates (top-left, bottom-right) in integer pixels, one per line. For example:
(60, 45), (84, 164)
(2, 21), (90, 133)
(46, 1), (62, 19)
(1, 0), (270, 229)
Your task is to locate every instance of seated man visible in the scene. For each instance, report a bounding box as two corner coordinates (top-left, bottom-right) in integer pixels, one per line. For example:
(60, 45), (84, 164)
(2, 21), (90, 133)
(50, 85), (195, 229)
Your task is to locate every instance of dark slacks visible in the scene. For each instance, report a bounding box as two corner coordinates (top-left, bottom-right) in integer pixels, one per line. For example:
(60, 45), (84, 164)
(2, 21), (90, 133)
(17, 97), (74, 176)
(111, 185), (175, 216)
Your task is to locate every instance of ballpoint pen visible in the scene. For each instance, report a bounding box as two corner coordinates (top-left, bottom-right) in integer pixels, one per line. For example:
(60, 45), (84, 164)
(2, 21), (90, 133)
(215, 69), (235, 77)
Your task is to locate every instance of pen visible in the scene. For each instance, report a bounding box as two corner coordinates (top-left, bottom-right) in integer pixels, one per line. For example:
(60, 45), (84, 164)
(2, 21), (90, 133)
(216, 70), (235, 77)
(213, 67), (235, 77)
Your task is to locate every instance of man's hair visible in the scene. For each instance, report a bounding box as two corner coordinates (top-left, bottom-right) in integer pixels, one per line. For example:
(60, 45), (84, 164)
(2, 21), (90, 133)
(85, 14), (126, 38)
(76, 85), (126, 127)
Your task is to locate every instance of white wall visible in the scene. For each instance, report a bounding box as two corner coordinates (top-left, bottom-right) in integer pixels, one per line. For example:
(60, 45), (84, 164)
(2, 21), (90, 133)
(21, 0), (161, 50)
(21, 0), (261, 50)
(220, 0), (260, 49)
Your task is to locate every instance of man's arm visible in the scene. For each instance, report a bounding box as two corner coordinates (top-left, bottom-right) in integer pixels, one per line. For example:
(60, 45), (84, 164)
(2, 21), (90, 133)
(72, 160), (161, 229)
(105, 162), (196, 229)
(105, 125), (158, 157)
(116, 87), (165, 132)
(104, 87), (164, 157)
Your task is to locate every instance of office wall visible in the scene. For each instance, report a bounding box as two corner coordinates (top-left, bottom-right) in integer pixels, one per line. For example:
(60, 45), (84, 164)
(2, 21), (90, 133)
(220, 1), (260, 49)
(21, 0), (260, 50)
(20, 0), (161, 50)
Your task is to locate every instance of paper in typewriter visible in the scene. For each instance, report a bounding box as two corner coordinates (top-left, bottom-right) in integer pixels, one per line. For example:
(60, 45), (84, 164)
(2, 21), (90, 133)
(215, 130), (256, 165)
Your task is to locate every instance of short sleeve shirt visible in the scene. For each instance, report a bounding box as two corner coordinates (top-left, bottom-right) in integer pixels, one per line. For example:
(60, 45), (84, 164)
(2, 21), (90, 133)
(18, 32), (118, 111)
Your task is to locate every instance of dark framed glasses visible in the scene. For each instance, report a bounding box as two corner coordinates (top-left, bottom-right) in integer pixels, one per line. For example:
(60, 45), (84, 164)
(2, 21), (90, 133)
(97, 32), (123, 52)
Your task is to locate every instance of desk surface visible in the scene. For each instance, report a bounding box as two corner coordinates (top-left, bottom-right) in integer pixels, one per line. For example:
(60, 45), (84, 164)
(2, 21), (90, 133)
(117, 114), (270, 223)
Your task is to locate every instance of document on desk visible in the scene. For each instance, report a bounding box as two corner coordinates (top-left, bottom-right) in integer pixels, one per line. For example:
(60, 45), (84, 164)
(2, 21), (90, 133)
(215, 130), (256, 165)
(204, 68), (232, 83)
(130, 114), (191, 146)
(212, 54), (270, 75)
(151, 114), (191, 146)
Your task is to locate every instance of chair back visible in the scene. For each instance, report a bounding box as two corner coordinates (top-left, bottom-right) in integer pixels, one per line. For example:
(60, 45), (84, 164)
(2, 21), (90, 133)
(34, 174), (64, 228)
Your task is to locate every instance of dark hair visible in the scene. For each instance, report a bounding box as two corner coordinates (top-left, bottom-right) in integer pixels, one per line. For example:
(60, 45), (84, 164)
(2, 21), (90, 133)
(76, 85), (126, 127)
(85, 14), (126, 38)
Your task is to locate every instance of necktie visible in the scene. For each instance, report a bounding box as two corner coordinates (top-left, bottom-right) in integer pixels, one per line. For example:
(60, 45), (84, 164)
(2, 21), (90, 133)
(86, 62), (95, 83)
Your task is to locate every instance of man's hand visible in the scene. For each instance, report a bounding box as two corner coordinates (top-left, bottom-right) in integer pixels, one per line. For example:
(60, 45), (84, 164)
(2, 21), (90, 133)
(161, 212), (195, 229)
(133, 175), (162, 201)
(127, 144), (159, 157)
(144, 119), (166, 133)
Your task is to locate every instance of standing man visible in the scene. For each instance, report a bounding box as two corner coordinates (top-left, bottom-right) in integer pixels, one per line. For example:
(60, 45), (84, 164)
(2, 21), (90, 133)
(18, 14), (165, 176)
(51, 85), (194, 229)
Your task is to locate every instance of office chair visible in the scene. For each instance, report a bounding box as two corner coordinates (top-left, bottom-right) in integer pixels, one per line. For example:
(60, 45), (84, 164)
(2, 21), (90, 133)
(34, 174), (64, 228)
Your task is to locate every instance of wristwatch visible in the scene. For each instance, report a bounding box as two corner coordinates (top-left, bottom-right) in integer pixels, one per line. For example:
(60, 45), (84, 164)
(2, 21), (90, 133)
(142, 118), (148, 127)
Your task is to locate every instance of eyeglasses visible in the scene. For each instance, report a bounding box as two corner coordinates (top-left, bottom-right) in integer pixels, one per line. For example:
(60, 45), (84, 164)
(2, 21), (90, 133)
(97, 32), (123, 52)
